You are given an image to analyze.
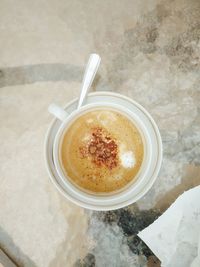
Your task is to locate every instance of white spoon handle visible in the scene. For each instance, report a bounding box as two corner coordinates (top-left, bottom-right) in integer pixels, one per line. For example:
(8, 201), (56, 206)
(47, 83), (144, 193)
(77, 53), (101, 109)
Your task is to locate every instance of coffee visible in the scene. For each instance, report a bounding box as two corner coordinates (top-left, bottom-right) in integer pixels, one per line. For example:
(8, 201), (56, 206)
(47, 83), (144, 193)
(59, 109), (144, 193)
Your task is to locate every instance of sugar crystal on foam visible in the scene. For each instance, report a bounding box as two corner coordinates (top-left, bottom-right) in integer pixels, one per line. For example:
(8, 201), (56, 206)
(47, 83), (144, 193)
(120, 151), (136, 168)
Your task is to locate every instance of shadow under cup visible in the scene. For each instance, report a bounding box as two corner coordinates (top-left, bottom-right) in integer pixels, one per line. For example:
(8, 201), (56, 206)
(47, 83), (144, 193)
(53, 104), (152, 200)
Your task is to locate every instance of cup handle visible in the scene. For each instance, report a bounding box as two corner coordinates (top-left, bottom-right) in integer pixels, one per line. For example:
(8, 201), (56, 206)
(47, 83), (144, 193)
(48, 103), (69, 122)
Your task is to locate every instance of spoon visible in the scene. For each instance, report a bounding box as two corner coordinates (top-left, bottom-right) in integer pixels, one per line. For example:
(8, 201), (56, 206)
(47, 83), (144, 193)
(77, 53), (101, 109)
(48, 54), (101, 121)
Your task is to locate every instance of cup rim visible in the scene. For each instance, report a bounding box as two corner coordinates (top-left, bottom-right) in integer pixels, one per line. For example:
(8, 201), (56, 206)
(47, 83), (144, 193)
(45, 91), (163, 210)
(53, 102), (153, 203)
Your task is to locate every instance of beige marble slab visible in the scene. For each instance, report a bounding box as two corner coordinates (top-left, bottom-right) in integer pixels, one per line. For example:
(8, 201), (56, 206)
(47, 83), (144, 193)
(0, 82), (90, 266)
(0, 0), (200, 266)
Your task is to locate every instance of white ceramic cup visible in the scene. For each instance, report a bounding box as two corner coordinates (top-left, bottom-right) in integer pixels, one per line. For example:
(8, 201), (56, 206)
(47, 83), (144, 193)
(47, 99), (162, 210)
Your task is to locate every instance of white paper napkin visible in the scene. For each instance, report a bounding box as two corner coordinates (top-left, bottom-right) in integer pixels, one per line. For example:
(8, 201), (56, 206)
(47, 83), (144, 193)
(138, 185), (200, 267)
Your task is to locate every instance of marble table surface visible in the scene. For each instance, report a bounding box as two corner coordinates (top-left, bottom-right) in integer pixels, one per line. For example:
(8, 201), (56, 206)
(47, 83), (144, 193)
(0, 0), (200, 266)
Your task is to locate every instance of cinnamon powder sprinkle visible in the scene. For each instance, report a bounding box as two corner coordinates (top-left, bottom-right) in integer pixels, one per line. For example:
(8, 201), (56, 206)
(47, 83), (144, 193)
(79, 127), (118, 170)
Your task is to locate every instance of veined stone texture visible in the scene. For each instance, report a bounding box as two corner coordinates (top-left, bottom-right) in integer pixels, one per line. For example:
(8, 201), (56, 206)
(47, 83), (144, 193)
(0, 0), (200, 266)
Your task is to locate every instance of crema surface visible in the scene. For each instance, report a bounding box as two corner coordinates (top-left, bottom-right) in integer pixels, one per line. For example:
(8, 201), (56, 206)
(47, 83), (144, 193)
(59, 109), (144, 193)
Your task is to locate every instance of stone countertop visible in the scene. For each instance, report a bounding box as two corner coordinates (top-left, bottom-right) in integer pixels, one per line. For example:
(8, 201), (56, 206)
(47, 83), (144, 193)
(0, 0), (200, 266)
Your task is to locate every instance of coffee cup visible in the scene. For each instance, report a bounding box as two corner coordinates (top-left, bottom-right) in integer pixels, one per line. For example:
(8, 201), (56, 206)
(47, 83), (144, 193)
(45, 93), (162, 210)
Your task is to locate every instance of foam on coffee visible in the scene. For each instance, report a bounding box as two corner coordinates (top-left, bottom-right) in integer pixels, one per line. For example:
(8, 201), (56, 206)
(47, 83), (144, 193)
(59, 109), (144, 193)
